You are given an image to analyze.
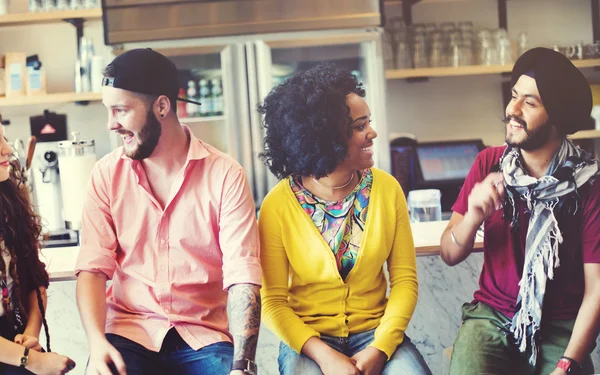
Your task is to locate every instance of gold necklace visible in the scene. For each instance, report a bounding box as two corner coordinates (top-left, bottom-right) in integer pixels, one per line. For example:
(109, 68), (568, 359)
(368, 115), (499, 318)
(311, 173), (355, 190)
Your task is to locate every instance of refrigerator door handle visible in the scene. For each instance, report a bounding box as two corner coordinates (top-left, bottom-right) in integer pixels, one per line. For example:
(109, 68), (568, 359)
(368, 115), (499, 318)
(246, 41), (269, 206)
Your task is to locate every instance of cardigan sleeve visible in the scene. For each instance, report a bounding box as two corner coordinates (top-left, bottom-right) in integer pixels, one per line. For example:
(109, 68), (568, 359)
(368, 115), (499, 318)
(258, 191), (321, 353)
(369, 180), (419, 359)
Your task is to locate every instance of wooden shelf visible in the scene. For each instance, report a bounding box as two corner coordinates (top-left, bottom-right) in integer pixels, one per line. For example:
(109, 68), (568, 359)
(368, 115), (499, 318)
(569, 129), (600, 141)
(0, 92), (102, 107)
(0, 8), (102, 27)
(181, 115), (225, 123)
(386, 58), (600, 79)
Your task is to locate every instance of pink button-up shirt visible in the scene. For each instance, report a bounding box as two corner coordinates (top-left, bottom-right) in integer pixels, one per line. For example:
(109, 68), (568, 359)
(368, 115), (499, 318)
(75, 128), (262, 351)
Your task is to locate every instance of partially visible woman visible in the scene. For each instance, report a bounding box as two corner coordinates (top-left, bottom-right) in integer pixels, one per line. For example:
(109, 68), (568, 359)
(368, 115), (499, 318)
(0, 124), (75, 375)
(257, 64), (432, 375)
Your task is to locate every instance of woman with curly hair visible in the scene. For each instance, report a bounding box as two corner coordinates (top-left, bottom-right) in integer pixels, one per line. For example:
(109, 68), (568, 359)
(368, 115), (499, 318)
(258, 64), (432, 375)
(0, 124), (75, 375)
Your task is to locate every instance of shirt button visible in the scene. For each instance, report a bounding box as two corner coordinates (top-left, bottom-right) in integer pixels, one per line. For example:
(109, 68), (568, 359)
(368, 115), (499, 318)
(160, 238), (167, 245)
(161, 265), (166, 271)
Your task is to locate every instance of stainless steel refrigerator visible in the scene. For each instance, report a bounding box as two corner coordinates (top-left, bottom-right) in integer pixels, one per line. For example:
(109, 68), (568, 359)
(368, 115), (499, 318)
(102, 0), (390, 206)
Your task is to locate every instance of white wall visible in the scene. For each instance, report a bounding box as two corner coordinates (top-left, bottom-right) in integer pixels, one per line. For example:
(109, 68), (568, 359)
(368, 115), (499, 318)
(385, 0), (600, 147)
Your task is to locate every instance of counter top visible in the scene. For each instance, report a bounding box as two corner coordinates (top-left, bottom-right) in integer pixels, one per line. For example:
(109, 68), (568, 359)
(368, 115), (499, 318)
(43, 220), (484, 282)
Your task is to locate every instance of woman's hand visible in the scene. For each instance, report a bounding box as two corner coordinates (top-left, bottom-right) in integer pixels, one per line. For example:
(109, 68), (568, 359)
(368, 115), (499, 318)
(318, 348), (360, 375)
(14, 334), (43, 351)
(351, 346), (387, 375)
(27, 350), (76, 375)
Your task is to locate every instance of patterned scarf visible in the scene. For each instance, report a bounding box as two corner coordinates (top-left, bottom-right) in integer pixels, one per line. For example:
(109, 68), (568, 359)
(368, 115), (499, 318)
(500, 139), (599, 364)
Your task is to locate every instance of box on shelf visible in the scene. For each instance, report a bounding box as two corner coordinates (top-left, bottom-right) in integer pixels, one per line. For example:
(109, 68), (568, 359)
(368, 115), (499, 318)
(26, 67), (47, 96)
(4, 53), (27, 97)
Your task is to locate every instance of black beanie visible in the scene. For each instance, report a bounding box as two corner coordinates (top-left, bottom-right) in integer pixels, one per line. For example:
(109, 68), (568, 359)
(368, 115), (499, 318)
(511, 47), (592, 135)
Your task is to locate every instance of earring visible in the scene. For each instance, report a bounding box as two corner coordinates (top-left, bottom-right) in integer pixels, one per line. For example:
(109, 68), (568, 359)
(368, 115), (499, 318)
(160, 114), (164, 118)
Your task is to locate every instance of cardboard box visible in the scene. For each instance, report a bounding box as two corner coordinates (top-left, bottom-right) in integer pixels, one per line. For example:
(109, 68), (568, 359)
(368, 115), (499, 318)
(4, 53), (27, 97)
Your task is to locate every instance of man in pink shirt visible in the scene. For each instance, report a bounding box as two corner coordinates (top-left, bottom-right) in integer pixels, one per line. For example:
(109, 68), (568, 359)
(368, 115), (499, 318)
(75, 48), (262, 375)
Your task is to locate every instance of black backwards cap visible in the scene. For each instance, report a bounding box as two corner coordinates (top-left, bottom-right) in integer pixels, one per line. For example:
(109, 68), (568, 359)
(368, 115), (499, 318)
(101, 48), (201, 106)
(511, 47), (592, 135)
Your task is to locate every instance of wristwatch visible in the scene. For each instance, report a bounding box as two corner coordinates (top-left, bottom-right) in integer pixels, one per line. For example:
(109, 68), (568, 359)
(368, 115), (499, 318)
(231, 359), (257, 375)
(556, 356), (582, 374)
(19, 346), (29, 368)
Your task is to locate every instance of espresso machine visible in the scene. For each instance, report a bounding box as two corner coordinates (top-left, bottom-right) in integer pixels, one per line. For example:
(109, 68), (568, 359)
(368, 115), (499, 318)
(29, 111), (79, 247)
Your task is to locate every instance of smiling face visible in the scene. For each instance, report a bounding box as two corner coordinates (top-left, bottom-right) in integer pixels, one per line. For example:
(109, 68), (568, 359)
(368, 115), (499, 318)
(338, 93), (377, 171)
(103, 86), (162, 160)
(505, 74), (556, 151)
(0, 126), (13, 182)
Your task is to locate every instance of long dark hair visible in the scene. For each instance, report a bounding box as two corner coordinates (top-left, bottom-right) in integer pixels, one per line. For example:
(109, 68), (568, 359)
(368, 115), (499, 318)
(0, 156), (51, 351)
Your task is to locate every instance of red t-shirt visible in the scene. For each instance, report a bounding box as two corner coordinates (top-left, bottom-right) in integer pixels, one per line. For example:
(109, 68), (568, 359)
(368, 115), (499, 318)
(453, 146), (600, 320)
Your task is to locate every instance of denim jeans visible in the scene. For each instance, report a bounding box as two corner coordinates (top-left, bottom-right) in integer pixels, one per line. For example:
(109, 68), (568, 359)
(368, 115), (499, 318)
(0, 365), (34, 375)
(103, 329), (233, 375)
(278, 329), (432, 375)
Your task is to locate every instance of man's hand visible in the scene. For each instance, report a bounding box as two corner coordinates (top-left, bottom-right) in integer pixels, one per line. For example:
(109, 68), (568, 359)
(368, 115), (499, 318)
(466, 172), (505, 225)
(86, 338), (126, 375)
(14, 334), (43, 351)
(351, 346), (387, 375)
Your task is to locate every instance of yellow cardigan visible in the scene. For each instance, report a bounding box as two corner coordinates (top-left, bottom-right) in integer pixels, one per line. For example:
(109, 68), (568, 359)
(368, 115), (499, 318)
(258, 168), (418, 359)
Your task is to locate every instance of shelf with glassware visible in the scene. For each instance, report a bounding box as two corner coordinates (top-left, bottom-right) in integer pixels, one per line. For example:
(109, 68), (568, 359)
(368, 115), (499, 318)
(0, 8), (102, 27)
(385, 58), (600, 79)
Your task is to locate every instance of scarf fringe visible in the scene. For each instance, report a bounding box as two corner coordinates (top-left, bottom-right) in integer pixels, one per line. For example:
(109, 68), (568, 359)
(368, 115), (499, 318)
(502, 139), (599, 366)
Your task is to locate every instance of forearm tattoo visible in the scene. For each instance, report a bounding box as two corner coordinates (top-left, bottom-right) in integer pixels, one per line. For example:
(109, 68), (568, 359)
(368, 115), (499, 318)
(227, 283), (261, 362)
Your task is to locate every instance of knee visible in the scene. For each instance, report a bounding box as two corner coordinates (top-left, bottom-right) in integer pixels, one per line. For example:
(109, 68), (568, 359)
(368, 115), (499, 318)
(278, 343), (322, 375)
(384, 339), (432, 375)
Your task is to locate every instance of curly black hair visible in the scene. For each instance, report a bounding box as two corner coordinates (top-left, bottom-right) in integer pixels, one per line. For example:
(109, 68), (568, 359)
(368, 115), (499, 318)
(258, 63), (365, 179)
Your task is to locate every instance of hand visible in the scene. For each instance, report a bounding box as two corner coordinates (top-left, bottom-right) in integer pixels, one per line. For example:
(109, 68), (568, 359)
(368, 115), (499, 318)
(548, 369), (567, 375)
(28, 350), (76, 375)
(87, 338), (127, 375)
(351, 346), (387, 375)
(466, 172), (505, 225)
(14, 334), (43, 351)
(230, 371), (246, 375)
(317, 348), (360, 375)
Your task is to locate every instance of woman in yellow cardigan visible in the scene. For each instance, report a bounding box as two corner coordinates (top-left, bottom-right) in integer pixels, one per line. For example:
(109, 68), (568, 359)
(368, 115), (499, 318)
(257, 64), (432, 375)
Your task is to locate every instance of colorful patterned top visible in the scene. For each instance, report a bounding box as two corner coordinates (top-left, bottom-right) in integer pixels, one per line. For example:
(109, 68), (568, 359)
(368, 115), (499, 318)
(290, 169), (373, 280)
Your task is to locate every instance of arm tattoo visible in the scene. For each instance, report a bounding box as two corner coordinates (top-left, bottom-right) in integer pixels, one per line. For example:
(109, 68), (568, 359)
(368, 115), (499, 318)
(227, 283), (261, 362)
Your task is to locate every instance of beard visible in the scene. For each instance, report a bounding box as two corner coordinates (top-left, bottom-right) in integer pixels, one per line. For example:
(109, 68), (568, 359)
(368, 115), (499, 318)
(504, 115), (553, 151)
(122, 109), (162, 160)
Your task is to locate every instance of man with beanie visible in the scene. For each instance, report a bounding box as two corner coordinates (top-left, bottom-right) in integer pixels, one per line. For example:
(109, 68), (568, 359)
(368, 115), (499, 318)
(440, 47), (600, 375)
(75, 49), (262, 375)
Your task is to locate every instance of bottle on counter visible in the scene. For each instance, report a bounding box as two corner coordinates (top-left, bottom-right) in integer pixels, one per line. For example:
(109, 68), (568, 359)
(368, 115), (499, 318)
(186, 81), (198, 117)
(198, 79), (211, 117)
(210, 79), (223, 116)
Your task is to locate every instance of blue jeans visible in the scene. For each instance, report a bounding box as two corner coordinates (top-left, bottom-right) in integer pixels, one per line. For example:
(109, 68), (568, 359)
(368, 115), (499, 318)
(278, 329), (432, 375)
(104, 329), (233, 375)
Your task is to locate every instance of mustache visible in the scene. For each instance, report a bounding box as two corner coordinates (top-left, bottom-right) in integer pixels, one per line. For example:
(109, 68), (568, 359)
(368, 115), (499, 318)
(503, 115), (527, 129)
